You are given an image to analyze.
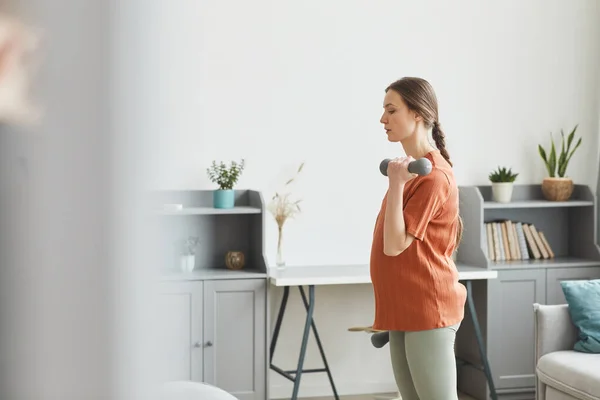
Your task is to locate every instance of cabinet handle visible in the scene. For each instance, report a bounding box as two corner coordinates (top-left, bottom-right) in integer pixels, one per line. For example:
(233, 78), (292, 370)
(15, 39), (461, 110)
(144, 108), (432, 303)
(204, 341), (213, 347)
(193, 342), (201, 348)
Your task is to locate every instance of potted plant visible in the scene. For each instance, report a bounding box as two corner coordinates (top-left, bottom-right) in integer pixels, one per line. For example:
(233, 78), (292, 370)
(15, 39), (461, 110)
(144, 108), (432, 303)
(206, 159), (245, 208)
(538, 125), (582, 201)
(489, 166), (518, 203)
(180, 236), (200, 272)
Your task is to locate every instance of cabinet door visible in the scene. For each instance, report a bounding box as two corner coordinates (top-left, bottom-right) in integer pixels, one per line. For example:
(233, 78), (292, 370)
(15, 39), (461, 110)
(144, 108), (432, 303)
(488, 269), (546, 391)
(156, 282), (203, 383)
(203, 279), (266, 400)
(546, 266), (600, 305)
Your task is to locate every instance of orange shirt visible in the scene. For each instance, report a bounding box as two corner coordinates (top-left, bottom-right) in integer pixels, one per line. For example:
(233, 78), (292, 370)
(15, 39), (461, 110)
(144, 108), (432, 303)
(370, 150), (467, 332)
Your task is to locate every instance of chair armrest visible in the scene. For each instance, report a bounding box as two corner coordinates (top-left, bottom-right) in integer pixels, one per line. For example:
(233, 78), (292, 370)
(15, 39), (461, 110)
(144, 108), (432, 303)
(533, 303), (578, 364)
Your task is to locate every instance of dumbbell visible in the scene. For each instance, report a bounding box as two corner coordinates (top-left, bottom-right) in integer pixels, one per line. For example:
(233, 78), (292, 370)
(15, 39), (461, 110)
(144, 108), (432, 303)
(379, 157), (432, 177)
(371, 331), (390, 348)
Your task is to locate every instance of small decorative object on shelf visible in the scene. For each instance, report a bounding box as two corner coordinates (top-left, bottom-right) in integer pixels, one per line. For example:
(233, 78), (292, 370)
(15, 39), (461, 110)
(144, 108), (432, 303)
(162, 203), (183, 212)
(179, 236), (200, 272)
(268, 161), (305, 269)
(489, 166), (518, 203)
(538, 124), (582, 201)
(206, 159), (245, 209)
(225, 251), (245, 270)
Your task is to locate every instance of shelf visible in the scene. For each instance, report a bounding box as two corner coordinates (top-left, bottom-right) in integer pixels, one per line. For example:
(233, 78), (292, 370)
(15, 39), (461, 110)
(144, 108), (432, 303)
(455, 182), (600, 399)
(160, 268), (268, 281)
(152, 190), (268, 276)
(484, 200), (594, 209)
(157, 206), (261, 215)
(489, 256), (600, 270)
(151, 190), (264, 215)
(457, 184), (600, 269)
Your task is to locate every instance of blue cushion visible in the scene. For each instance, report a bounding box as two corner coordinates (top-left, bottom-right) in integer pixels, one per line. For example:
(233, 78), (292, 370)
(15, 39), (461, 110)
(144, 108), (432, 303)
(560, 279), (600, 353)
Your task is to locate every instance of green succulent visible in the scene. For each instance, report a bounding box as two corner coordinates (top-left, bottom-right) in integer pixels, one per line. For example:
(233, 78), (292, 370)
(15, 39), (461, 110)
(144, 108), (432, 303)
(538, 125), (582, 178)
(489, 166), (518, 183)
(206, 159), (245, 190)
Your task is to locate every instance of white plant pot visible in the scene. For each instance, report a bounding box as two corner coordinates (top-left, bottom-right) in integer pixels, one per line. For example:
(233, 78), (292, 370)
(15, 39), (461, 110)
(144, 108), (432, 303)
(180, 255), (195, 272)
(491, 182), (513, 203)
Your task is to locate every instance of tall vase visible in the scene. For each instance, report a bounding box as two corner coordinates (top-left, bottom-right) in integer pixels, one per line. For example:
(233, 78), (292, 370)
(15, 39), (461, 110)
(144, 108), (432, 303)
(276, 225), (285, 269)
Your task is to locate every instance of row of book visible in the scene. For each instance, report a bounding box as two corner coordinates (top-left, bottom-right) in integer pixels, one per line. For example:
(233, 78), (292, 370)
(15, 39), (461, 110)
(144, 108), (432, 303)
(484, 220), (555, 262)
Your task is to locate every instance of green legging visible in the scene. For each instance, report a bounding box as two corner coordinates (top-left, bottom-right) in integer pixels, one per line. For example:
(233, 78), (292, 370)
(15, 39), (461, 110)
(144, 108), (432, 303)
(389, 323), (461, 400)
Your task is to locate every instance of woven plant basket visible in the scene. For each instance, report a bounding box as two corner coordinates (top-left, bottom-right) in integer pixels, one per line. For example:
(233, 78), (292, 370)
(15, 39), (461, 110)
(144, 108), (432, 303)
(542, 177), (574, 201)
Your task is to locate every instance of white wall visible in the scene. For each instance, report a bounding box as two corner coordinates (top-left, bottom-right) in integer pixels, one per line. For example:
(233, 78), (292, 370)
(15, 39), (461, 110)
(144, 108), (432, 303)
(133, 0), (600, 397)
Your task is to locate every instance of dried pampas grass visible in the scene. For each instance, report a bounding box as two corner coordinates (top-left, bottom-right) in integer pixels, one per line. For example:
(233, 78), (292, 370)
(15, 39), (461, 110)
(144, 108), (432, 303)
(268, 162), (305, 266)
(268, 162), (304, 228)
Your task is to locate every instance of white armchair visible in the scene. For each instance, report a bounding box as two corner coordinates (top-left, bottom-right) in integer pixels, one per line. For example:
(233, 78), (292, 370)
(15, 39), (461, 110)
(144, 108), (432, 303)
(159, 381), (238, 400)
(533, 303), (600, 400)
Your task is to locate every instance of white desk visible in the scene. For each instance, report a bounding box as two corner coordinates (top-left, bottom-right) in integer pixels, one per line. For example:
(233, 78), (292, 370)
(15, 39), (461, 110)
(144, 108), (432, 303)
(269, 264), (497, 286)
(268, 264), (498, 400)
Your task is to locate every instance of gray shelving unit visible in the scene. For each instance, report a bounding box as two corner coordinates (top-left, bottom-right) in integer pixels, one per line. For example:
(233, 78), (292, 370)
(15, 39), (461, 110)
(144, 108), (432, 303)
(152, 189), (269, 400)
(455, 184), (600, 400)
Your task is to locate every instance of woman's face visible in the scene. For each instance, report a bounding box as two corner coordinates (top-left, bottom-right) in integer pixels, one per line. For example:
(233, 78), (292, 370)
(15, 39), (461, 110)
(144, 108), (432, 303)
(380, 89), (420, 143)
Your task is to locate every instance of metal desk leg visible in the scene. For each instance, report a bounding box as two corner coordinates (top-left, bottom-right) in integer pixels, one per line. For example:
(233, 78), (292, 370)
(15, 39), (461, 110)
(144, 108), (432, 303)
(466, 280), (498, 400)
(270, 285), (340, 400)
(270, 286), (290, 363)
(298, 286), (339, 400)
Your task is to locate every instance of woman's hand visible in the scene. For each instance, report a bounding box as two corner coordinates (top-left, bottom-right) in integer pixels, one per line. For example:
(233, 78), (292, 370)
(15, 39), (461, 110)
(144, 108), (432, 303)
(387, 156), (418, 186)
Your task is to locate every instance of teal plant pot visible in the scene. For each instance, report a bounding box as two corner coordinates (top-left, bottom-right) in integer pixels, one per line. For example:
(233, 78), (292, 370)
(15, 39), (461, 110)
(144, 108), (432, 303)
(213, 189), (235, 209)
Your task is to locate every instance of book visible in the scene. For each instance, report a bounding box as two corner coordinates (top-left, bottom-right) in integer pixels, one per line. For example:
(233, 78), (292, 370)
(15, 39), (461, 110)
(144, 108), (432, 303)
(484, 219), (554, 262)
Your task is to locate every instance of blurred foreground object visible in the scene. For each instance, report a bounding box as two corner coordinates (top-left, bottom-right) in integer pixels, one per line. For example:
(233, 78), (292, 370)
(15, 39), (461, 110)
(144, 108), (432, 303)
(0, 13), (40, 126)
(160, 381), (238, 400)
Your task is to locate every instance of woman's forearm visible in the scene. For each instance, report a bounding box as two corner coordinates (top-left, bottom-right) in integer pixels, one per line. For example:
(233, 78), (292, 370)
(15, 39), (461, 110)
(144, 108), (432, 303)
(383, 182), (408, 256)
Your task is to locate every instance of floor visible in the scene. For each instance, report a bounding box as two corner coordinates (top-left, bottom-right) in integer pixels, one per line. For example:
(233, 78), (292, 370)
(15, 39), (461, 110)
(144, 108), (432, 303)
(297, 392), (476, 400)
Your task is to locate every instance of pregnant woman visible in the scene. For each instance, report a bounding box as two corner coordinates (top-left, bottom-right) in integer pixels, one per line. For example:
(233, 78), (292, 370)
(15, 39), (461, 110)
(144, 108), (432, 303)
(370, 76), (466, 400)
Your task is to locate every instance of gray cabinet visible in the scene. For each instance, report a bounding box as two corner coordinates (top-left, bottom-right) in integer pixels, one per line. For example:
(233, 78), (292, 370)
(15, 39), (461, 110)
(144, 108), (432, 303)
(156, 281), (204, 383)
(487, 269), (546, 391)
(456, 184), (600, 400)
(152, 189), (270, 400)
(203, 279), (267, 400)
(157, 278), (267, 400)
